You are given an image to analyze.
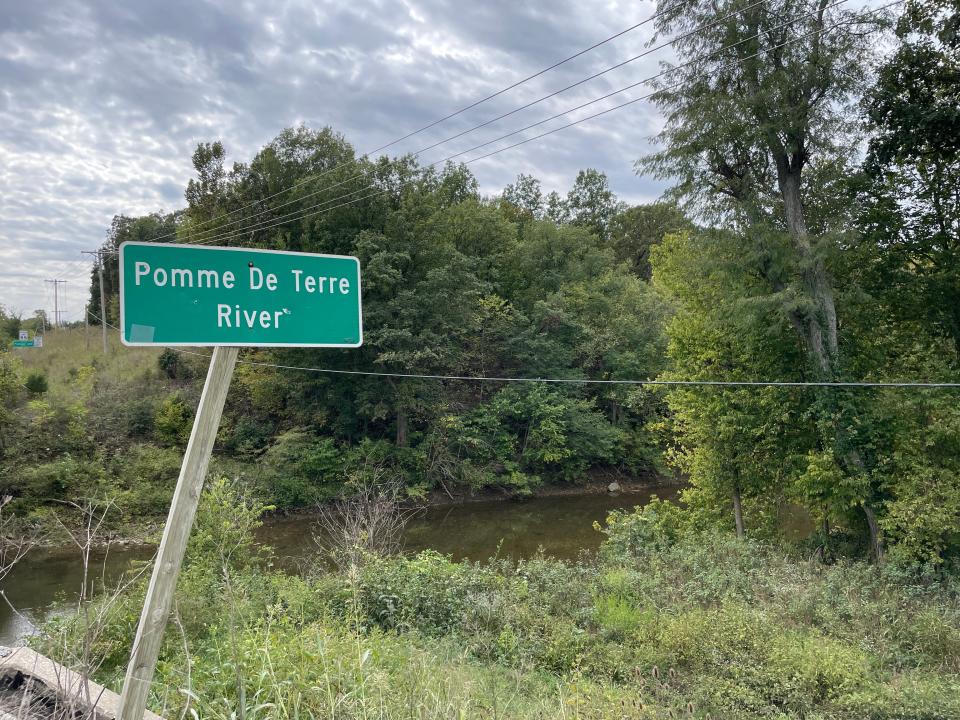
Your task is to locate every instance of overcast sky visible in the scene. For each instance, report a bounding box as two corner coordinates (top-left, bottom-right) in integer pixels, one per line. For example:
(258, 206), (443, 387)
(0, 0), (886, 322)
(0, 0), (680, 321)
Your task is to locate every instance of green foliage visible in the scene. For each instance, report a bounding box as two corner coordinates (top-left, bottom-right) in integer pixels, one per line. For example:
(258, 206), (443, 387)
(597, 497), (691, 561)
(110, 443), (183, 516)
(157, 348), (189, 380)
(0, 306), (22, 346)
(185, 475), (273, 572)
(857, 0), (960, 358)
(43, 489), (960, 719)
(154, 393), (193, 447)
(256, 430), (342, 506)
(565, 168), (625, 241)
(11, 455), (106, 509)
(608, 202), (691, 280)
(0, 352), (24, 454)
(445, 385), (621, 489)
(24, 371), (48, 395)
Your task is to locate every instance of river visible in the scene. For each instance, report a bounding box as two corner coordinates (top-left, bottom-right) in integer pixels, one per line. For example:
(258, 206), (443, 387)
(0, 486), (684, 645)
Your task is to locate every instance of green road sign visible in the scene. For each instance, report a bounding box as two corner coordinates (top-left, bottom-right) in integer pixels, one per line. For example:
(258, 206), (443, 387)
(12, 340), (34, 348)
(119, 242), (363, 347)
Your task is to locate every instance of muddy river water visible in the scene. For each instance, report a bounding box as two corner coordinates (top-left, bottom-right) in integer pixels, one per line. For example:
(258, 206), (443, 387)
(1, 486), (689, 644)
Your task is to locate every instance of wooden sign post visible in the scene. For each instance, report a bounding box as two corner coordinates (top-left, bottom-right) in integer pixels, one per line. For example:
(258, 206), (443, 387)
(115, 242), (362, 720)
(117, 345), (237, 719)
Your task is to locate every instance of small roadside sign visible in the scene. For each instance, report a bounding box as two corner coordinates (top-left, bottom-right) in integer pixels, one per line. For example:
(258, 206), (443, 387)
(33, 335), (43, 348)
(12, 340), (34, 348)
(18, 330), (28, 341)
(119, 241), (362, 347)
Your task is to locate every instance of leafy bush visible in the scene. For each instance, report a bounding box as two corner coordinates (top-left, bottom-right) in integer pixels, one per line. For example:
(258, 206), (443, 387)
(24, 371), (48, 394)
(123, 397), (157, 438)
(257, 430), (342, 506)
(154, 393), (193, 446)
(355, 551), (482, 635)
(157, 348), (187, 380)
(9, 455), (106, 509)
(221, 414), (274, 457)
(597, 496), (690, 561)
(111, 443), (183, 516)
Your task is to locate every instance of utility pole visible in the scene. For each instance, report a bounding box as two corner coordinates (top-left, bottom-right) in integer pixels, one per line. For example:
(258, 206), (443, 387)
(98, 259), (108, 354)
(81, 250), (109, 354)
(44, 279), (66, 328)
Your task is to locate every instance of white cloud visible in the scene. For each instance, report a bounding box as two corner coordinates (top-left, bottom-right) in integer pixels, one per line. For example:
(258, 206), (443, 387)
(1, 0), (681, 320)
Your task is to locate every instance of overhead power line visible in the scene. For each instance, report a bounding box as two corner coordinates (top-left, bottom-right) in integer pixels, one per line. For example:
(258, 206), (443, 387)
(97, 0), (894, 255)
(146, 4), (672, 245)
(126, 0), (889, 252)
(175, 0), (769, 246)
(86, 312), (958, 389)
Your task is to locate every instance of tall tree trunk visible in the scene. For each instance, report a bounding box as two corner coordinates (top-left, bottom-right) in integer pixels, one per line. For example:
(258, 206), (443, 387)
(610, 400), (621, 426)
(777, 163), (839, 379)
(862, 502), (885, 563)
(396, 409), (408, 448)
(732, 483), (745, 539)
(777, 156), (889, 561)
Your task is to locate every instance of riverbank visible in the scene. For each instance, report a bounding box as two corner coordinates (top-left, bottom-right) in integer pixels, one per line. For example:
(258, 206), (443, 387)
(29, 488), (960, 720)
(0, 486), (683, 645)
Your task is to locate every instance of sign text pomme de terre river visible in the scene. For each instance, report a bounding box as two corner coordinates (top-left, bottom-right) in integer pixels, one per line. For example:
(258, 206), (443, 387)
(119, 242), (362, 347)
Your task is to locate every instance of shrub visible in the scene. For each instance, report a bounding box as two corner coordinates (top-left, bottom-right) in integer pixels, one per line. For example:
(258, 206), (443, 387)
(221, 415), (273, 457)
(154, 393), (193, 446)
(9, 455), (106, 509)
(111, 443), (183, 516)
(597, 496), (690, 562)
(123, 397), (157, 438)
(157, 348), (188, 380)
(356, 551), (482, 635)
(257, 430), (342, 507)
(24, 371), (48, 394)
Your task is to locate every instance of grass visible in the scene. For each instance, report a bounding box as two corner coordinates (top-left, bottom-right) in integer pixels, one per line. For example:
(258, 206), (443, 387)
(37, 525), (960, 719)
(17, 326), (163, 399)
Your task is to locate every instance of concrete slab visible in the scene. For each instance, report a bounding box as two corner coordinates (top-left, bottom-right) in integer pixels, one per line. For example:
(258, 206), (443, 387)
(0, 646), (163, 720)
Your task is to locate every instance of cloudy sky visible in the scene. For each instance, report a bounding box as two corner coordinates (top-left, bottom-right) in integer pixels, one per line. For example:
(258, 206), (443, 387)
(0, 0), (885, 322)
(0, 0), (679, 321)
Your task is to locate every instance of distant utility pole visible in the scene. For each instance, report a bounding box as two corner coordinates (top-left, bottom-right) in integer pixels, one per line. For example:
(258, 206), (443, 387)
(84, 303), (90, 349)
(44, 279), (67, 328)
(81, 250), (109, 355)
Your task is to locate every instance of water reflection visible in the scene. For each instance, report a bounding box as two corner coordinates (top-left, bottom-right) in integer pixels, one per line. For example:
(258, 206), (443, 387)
(0, 486), (681, 645)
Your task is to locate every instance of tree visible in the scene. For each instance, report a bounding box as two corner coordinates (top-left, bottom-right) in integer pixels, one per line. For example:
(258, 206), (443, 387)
(639, 0), (889, 558)
(0, 308), (20, 346)
(27, 310), (48, 334)
(184, 141), (228, 225)
(609, 203), (692, 280)
(858, 0), (960, 359)
(640, 0), (885, 379)
(545, 190), (570, 225)
(566, 169), (625, 241)
(652, 230), (812, 537)
(88, 212), (178, 326)
(500, 174), (544, 222)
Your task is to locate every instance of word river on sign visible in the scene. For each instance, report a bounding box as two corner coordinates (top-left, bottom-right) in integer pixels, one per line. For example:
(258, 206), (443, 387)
(120, 242), (362, 347)
(218, 305), (288, 329)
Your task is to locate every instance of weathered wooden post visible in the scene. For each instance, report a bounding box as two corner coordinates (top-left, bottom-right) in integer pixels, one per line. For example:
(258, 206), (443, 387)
(115, 241), (362, 720)
(117, 345), (237, 719)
